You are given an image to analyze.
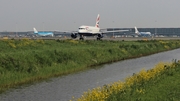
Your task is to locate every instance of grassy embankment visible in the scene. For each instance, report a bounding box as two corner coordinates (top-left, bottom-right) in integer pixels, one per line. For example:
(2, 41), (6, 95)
(0, 39), (180, 94)
(73, 60), (180, 101)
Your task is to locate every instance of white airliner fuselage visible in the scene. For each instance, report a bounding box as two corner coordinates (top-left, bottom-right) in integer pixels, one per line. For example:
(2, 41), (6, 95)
(71, 14), (128, 40)
(78, 25), (100, 35)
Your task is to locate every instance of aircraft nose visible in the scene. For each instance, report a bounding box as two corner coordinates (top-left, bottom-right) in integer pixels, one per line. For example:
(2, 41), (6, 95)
(78, 29), (85, 33)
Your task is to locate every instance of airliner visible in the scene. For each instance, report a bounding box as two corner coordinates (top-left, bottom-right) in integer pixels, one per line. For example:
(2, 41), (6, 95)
(71, 14), (129, 40)
(135, 26), (151, 37)
(33, 28), (54, 37)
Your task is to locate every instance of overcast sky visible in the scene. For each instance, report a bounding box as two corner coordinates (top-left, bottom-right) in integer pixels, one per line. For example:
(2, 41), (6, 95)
(0, 0), (180, 32)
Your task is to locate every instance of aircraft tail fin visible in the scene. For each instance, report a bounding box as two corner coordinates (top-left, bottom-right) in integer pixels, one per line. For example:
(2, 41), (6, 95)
(135, 26), (139, 34)
(33, 28), (38, 34)
(95, 14), (100, 28)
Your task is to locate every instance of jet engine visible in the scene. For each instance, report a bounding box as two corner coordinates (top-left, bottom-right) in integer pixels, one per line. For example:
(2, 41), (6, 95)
(97, 33), (103, 38)
(71, 33), (77, 39)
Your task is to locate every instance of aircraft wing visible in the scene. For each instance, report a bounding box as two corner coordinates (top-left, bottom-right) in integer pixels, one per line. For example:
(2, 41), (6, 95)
(101, 29), (129, 33)
(61, 30), (75, 33)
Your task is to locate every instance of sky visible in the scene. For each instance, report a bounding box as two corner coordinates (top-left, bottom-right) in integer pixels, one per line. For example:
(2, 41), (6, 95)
(0, 0), (180, 32)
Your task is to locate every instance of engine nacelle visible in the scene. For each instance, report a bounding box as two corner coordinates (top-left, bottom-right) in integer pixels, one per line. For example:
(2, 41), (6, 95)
(71, 33), (77, 39)
(97, 33), (103, 38)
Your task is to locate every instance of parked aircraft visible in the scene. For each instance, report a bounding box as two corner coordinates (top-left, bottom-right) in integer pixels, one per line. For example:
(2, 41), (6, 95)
(135, 26), (151, 37)
(71, 14), (129, 40)
(33, 28), (54, 37)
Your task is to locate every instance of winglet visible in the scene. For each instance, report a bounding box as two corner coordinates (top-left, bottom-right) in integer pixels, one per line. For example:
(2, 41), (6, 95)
(95, 14), (100, 28)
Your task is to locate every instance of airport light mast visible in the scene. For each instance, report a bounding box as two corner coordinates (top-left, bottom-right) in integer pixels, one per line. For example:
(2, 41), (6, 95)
(155, 20), (157, 37)
(113, 21), (114, 38)
(16, 23), (18, 37)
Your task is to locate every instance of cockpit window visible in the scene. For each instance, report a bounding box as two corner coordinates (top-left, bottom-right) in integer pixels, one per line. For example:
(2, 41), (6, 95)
(79, 28), (86, 30)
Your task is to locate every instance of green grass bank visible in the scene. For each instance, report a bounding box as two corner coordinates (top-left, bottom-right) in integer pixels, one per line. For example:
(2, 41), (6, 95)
(73, 60), (180, 101)
(108, 61), (180, 101)
(0, 39), (180, 93)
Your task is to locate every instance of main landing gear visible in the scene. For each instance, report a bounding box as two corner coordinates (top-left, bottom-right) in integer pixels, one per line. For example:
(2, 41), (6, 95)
(79, 35), (84, 40)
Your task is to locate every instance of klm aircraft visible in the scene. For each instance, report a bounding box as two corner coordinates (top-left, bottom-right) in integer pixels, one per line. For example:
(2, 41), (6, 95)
(33, 28), (54, 37)
(135, 26), (151, 37)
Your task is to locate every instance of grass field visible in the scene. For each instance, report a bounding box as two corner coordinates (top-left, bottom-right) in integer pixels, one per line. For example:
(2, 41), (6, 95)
(0, 39), (180, 94)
